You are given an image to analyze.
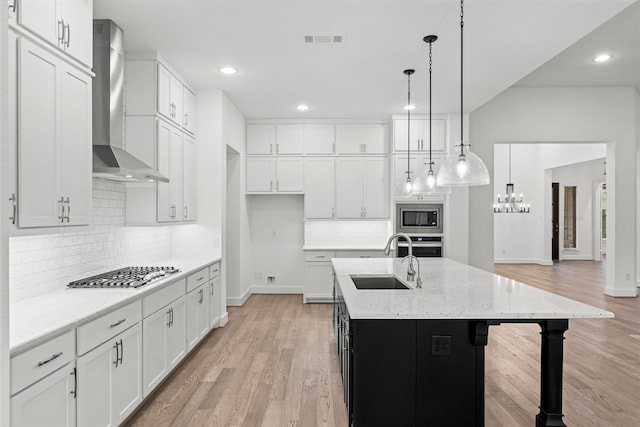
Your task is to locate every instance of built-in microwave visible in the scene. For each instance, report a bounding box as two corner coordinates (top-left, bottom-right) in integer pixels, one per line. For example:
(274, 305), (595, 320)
(396, 203), (443, 235)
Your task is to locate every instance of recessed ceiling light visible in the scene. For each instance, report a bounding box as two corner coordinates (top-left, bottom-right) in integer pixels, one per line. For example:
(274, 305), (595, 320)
(219, 66), (238, 74)
(404, 104), (416, 111)
(296, 104), (309, 111)
(594, 54), (611, 63)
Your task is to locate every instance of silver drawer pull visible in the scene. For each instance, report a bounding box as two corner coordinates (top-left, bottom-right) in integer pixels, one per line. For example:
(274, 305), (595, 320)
(314, 255), (326, 259)
(196, 276), (205, 282)
(110, 318), (126, 328)
(37, 352), (63, 367)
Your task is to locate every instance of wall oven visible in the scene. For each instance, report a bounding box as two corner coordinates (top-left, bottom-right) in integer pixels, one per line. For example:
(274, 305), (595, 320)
(396, 203), (443, 235)
(396, 236), (443, 258)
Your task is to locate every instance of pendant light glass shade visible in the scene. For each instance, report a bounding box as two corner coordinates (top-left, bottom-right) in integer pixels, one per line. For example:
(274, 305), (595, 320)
(395, 69), (416, 198)
(437, 143), (490, 186)
(437, 0), (490, 188)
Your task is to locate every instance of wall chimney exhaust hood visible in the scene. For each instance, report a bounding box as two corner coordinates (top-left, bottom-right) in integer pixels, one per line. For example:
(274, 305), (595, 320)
(92, 19), (168, 183)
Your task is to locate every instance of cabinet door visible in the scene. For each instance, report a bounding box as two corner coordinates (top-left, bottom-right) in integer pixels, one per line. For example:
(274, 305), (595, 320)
(336, 125), (362, 154)
(17, 38), (62, 228)
(208, 273), (221, 329)
(11, 363), (76, 427)
(246, 124), (275, 155)
(170, 76), (183, 126)
(275, 124), (303, 154)
(18, 0), (60, 47)
(182, 134), (196, 221)
(421, 119), (446, 152)
(7, 30), (18, 230)
(60, 64), (91, 226)
(111, 324), (142, 425)
(362, 124), (388, 154)
(156, 120), (172, 221)
(157, 63), (173, 121)
(394, 154), (418, 200)
(304, 262), (334, 303)
(186, 286), (208, 351)
(304, 124), (334, 154)
(169, 128), (183, 219)
(246, 157), (274, 192)
(275, 158), (304, 192)
(77, 338), (114, 427)
(60, 0), (92, 66)
(167, 297), (187, 370)
(336, 158), (363, 218)
(363, 157), (389, 218)
(182, 86), (197, 135)
(304, 157), (335, 219)
(142, 307), (170, 396)
(393, 119), (423, 152)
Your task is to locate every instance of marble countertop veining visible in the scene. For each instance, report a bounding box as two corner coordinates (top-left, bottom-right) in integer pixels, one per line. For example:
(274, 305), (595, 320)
(332, 257), (614, 320)
(10, 256), (221, 355)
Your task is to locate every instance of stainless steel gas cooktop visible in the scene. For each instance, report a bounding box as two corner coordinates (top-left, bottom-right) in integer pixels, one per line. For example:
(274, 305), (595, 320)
(68, 266), (180, 289)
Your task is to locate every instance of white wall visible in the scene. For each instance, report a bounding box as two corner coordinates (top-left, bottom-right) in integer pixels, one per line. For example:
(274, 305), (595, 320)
(493, 143), (605, 264)
(471, 86), (638, 297)
(248, 195), (305, 292)
(1, 0), (9, 421)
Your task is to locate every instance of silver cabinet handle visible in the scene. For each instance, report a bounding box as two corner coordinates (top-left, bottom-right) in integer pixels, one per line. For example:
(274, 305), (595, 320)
(118, 339), (123, 364)
(170, 307), (174, 327)
(65, 23), (70, 47)
(112, 340), (120, 367)
(58, 19), (65, 44)
(331, 207), (335, 218)
(58, 197), (65, 223)
(166, 309), (172, 327)
(199, 288), (204, 303)
(269, 143), (273, 154)
(9, 0), (16, 12)
(270, 181), (273, 191)
(276, 143), (280, 154)
(276, 180), (279, 191)
(169, 102), (173, 117)
(184, 113), (188, 126)
(9, 193), (16, 224)
(37, 352), (63, 367)
(70, 368), (77, 398)
(184, 205), (188, 219)
(64, 197), (70, 222)
(210, 283), (214, 295)
(110, 318), (126, 328)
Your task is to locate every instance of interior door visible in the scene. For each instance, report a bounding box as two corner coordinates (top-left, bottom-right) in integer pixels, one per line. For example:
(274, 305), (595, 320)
(552, 182), (559, 261)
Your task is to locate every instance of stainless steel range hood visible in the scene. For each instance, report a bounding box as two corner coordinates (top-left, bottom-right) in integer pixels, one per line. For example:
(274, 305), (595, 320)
(92, 19), (168, 183)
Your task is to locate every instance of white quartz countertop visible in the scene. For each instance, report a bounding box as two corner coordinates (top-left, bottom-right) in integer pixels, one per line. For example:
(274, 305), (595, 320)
(303, 244), (387, 251)
(10, 256), (221, 355)
(332, 257), (614, 320)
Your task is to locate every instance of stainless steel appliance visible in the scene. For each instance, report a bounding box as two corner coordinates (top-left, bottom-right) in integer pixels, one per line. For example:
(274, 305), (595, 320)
(68, 266), (179, 289)
(395, 203), (443, 235)
(396, 236), (443, 258)
(92, 19), (168, 182)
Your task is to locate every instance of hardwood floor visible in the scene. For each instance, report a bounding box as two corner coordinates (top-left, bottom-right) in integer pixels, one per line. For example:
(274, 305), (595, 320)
(125, 260), (640, 426)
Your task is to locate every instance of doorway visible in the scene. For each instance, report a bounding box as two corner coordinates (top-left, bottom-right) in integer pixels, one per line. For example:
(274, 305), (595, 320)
(226, 146), (240, 299)
(552, 182), (559, 262)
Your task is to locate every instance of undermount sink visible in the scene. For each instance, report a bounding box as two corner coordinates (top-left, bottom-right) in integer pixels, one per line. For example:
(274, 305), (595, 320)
(350, 275), (410, 290)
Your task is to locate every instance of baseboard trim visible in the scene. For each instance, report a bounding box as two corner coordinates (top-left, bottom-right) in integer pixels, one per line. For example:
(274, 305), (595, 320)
(219, 312), (229, 326)
(226, 288), (252, 306)
(604, 287), (639, 297)
(494, 258), (553, 266)
(303, 295), (333, 304)
(250, 285), (303, 294)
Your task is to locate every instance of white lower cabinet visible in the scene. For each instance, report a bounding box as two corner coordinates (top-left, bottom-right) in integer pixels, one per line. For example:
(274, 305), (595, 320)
(11, 362), (77, 427)
(187, 283), (210, 351)
(142, 295), (186, 397)
(304, 251), (336, 303)
(77, 323), (142, 426)
(208, 263), (221, 329)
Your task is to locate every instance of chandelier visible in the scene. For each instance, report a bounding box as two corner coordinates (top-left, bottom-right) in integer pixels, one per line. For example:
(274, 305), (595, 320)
(493, 144), (530, 213)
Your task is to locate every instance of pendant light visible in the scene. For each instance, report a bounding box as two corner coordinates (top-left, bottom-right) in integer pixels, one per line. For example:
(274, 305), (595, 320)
(436, 0), (490, 187)
(395, 69), (416, 197)
(493, 144), (530, 213)
(412, 35), (438, 194)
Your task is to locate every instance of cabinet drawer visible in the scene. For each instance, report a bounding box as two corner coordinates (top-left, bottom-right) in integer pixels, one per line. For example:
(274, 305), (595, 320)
(142, 278), (186, 318)
(304, 251), (336, 262)
(186, 267), (210, 293)
(77, 301), (142, 355)
(11, 330), (75, 395)
(209, 263), (220, 279)
(336, 250), (385, 258)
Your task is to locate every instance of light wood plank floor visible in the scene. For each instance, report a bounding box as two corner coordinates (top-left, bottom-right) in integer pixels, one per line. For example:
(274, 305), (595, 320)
(125, 260), (640, 426)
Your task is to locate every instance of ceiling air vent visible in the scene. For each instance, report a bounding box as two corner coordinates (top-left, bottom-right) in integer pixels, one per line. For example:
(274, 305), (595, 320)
(304, 35), (344, 44)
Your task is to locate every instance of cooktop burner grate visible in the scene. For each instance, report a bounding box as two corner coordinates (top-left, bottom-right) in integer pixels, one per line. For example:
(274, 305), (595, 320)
(68, 266), (180, 289)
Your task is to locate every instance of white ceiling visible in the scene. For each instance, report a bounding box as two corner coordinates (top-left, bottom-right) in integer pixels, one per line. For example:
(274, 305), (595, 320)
(94, 0), (638, 119)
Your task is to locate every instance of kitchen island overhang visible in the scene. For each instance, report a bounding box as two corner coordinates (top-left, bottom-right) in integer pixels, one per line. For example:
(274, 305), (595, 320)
(331, 257), (613, 427)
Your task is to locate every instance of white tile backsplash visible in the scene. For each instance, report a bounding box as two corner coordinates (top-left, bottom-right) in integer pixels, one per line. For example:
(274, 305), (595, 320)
(304, 220), (392, 248)
(9, 179), (172, 302)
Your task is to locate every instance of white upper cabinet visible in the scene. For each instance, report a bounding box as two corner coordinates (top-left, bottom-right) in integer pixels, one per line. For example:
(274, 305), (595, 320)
(393, 118), (446, 152)
(182, 134), (197, 221)
(304, 158), (335, 219)
(336, 157), (389, 219)
(336, 124), (388, 154)
(17, 38), (91, 228)
(246, 157), (304, 193)
(304, 124), (335, 154)
(182, 86), (197, 135)
(157, 121), (183, 223)
(246, 124), (276, 155)
(157, 63), (184, 126)
(17, 0), (93, 67)
(276, 124), (304, 154)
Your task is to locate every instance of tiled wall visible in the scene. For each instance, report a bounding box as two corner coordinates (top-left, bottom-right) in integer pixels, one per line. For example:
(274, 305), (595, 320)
(9, 179), (172, 302)
(304, 220), (392, 248)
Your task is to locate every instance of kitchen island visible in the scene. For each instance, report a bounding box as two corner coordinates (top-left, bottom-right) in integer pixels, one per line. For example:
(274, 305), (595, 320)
(332, 257), (613, 427)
